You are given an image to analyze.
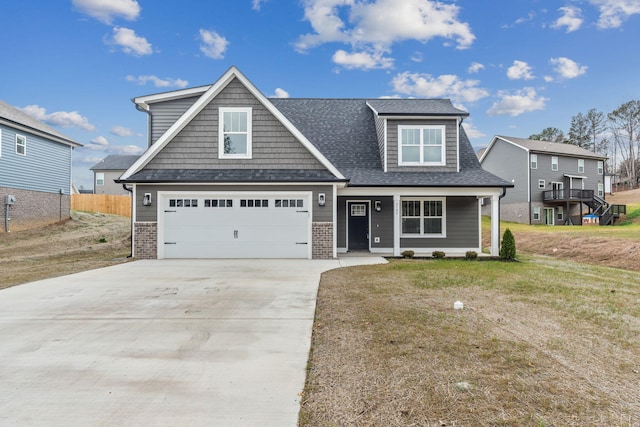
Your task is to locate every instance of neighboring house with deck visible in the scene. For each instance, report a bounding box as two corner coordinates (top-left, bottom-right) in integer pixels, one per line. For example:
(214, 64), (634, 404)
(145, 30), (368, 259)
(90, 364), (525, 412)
(479, 135), (624, 225)
(91, 154), (140, 195)
(117, 66), (512, 259)
(0, 100), (82, 232)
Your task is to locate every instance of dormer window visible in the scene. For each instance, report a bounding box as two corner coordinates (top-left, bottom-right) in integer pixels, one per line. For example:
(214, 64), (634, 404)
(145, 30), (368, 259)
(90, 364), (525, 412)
(219, 107), (252, 159)
(398, 125), (445, 166)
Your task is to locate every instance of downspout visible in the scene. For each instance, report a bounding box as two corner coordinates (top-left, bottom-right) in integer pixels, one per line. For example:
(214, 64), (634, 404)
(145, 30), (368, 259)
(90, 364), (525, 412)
(135, 102), (153, 148)
(498, 186), (507, 251)
(122, 184), (134, 258)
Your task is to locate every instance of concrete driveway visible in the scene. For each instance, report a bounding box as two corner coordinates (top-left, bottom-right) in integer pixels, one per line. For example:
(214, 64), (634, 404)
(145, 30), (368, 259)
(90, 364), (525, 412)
(0, 258), (386, 426)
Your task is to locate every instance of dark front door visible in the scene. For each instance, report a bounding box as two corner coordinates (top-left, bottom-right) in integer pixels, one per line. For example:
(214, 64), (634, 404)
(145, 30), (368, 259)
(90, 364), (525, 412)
(348, 202), (369, 251)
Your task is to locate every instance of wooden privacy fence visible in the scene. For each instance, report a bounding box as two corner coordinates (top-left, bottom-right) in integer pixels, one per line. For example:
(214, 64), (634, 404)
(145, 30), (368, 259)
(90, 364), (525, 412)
(71, 194), (132, 217)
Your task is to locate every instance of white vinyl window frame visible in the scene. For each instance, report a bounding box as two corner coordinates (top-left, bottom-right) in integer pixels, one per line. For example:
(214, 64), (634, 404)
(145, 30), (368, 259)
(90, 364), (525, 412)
(578, 158), (585, 173)
(0, 129), (2, 157)
(530, 153), (537, 169)
(16, 134), (26, 156)
(598, 183), (604, 197)
(557, 206), (564, 221)
(597, 161), (604, 175)
(96, 172), (105, 186)
(400, 197), (446, 238)
(398, 125), (446, 166)
(538, 179), (545, 189)
(533, 206), (541, 221)
(551, 156), (558, 171)
(218, 107), (252, 159)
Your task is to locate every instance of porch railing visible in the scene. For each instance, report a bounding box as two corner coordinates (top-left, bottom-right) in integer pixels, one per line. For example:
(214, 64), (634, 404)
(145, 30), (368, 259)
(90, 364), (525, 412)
(543, 189), (594, 202)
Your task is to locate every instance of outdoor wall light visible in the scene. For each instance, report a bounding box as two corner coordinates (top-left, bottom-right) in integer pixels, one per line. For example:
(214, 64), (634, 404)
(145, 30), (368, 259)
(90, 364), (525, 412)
(318, 193), (326, 206)
(375, 200), (381, 212)
(143, 193), (152, 206)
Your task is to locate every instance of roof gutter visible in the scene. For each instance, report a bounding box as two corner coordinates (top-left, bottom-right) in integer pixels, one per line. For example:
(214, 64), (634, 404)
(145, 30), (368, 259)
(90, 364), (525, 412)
(134, 101), (153, 148)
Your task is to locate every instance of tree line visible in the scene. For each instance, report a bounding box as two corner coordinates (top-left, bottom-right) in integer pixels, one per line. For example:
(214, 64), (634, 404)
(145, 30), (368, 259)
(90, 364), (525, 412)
(528, 100), (640, 189)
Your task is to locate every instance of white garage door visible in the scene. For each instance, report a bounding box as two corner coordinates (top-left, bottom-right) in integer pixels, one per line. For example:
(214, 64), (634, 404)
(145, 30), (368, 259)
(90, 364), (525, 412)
(159, 192), (311, 259)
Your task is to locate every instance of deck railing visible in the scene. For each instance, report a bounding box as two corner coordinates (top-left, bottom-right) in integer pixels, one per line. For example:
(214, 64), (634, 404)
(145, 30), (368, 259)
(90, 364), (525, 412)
(543, 189), (594, 202)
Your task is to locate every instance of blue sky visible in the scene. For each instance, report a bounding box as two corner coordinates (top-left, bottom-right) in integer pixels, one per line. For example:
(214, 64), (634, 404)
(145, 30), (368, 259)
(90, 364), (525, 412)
(2, 0), (640, 190)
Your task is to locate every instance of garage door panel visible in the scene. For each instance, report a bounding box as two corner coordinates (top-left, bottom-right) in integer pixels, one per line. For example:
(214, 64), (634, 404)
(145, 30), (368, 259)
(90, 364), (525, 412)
(160, 194), (312, 259)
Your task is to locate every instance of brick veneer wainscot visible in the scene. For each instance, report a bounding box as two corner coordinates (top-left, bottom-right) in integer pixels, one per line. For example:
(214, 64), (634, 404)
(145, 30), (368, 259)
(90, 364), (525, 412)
(134, 222), (157, 259)
(312, 222), (334, 259)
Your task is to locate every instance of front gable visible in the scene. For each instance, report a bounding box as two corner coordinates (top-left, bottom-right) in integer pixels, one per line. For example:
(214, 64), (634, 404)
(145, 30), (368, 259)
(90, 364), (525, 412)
(121, 67), (344, 182)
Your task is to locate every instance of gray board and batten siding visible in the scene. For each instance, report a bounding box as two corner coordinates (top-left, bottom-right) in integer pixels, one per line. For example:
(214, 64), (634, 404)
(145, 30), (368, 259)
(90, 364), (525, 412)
(145, 78), (326, 171)
(480, 138), (529, 204)
(0, 123), (73, 195)
(385, 119), (459, 173)
(134, 184), (334, 223)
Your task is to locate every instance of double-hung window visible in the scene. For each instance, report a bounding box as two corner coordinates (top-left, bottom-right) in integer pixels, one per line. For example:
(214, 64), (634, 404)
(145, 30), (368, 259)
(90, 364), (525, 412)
(578, 159), (584, 173)
(401, 198), (445, 237)
(597, 161), (604, 175)
(96, 172), (104, 186)
(16, 134), (26, 156)
(551, 156), (558, 171)
(398, 125), (445, 165)
(219, 107), (252, 159)
(530, 154), (537, 169)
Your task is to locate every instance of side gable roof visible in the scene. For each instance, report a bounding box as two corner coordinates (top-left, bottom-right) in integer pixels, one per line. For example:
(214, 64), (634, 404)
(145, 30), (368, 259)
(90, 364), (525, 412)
(367, 99), (469, 117)
(121, 66), (345, 181)
(0, 100), (82, 147)
(90, 154), (140, 171)
(481, 135), (606, 162)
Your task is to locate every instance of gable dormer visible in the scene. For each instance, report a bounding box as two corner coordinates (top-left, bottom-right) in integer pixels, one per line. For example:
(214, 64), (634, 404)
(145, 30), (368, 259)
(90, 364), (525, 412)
(366, 99), (468, 173)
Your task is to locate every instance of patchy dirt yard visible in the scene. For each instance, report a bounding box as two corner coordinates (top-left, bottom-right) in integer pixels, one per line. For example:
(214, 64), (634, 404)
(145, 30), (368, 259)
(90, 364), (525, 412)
(0, 211), (131, 289)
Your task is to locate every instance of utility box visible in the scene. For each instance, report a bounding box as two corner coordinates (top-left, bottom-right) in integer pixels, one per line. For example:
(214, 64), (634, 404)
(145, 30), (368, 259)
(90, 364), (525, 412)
(5, 195), (16, 205)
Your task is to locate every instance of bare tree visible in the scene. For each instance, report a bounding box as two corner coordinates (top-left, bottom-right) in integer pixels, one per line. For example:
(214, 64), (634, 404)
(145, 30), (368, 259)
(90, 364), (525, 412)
(608, 100), (640, 188)
(529, 127), (565, 143)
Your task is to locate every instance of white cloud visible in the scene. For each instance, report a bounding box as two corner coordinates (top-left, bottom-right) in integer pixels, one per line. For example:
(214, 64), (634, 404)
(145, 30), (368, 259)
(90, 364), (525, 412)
(83, 136), (143, 155)
(507, 60), (534, 80)
(332, 49), (394, 70)
(272, 88), (290, 98)
(295, 0), (474, 70)
(468, 62), (485, 73)
(125, 75), (189, 88)
(590, 0), (640, 28)
(550, 57), (587, 79)
(410, 51), (423, 63)
(502, 11), (536, 28)
(552, 6), (583, 32)
(461, 120), (486, 140)
(110, 125), (139, 137)
(72, 0), (140, 24)
(90, 136), (109, 147)
(109, 27), (152, 56)
(391, 72), (489, 103)
(20, 105), (96, 131)
(252, 0), (266, 11)
(487, 87), (548, 117)
(199, 29), (229, 59)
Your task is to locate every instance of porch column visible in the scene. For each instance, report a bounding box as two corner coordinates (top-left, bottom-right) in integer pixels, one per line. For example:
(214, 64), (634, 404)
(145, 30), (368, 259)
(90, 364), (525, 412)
(393, 194), (400, 256)
(491, 194), (500, 256)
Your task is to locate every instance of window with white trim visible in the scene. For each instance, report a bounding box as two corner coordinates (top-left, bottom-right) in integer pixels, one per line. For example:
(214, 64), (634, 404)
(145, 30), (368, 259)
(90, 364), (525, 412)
(0, 129), (2, 157)
(219, 107), (252, 159)
(557, 206), (564, 221)
(96, 172), (105, 186)
(533, 206), (540, 221)
(16, 134), (26, 156)
(597, 161), (604, 175)
(551, 156), (558, 171)
(401, 198), (445, 237)
(538, 179), (545, 189)
(398, 125), (445, 165)
(598, 183), (604, 197)
(530, 154), (537, 169)
(578, 159), (584, 173)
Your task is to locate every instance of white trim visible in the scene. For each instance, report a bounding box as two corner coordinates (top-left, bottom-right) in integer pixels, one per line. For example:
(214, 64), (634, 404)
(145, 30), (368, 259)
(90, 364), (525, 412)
(121, 66), (345, 181)
(597, 160), (604, 175)
(398, 124), (446, 166)
(338, 186), (504, 197)
(218, 107), (252, 159)
(400, 197), (446, 238)
(383, 118), (388, 172)
(544, 207), (555, 226)
(96, 172), (105, 186)
(332, 183), (338, 258)
(578, 158), (585, 173)
(551, 156), (558, 171)
(133, 85), (211, 110)
(530, 153), (538, 169)
(0, 129), (2, 157)
(398, 247), (482, 256)
(393, 194), (400, 256)
(15, 134), (26, 156)
(456, 117), (460, 172)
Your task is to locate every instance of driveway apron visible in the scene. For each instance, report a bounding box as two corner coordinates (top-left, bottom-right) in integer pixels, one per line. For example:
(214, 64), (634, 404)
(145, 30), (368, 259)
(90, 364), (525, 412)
(0, 258), (385, 426)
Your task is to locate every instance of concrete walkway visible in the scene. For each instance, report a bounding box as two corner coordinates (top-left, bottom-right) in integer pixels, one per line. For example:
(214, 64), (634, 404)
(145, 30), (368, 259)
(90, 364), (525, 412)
(0, 258), (386, 426)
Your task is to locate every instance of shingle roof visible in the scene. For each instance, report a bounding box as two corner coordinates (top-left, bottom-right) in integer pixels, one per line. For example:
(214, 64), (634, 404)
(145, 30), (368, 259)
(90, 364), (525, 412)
(0, 100), (81, 147)
(496, 135), (606, 159)
(91, 155), (141, 171)
(124, 169), (342, 183)
(270, 98), (510, 187)
(367, 99), (469, 116)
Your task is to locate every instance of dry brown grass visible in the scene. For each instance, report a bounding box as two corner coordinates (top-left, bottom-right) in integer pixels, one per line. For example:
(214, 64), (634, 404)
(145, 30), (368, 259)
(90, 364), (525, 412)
(300, 259), (640, 426)
(0, 211), (131, 289)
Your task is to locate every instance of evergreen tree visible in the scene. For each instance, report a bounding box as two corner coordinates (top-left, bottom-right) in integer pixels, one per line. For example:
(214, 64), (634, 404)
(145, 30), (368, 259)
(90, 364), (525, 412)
(500, 228), (516, 260)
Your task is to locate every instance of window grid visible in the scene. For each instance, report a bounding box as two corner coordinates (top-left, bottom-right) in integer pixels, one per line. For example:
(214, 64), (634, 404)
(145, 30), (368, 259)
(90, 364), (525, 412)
(597, 161), (604, 175)
(398, 125), (445, 165)
(578, 159), (585, 173)
(204, 199), (233, 208)
(16, 134), (26, 156)
(551, 156), (558, 171)
(275, 199), (304, 208)
(169, 199), (199, 208)
(530, 154), (537, 169)
(401, 199), (444, 236)
(240, 199), (269, 208)
(538, 179), (545, 189)
(219, 107), (252, 159)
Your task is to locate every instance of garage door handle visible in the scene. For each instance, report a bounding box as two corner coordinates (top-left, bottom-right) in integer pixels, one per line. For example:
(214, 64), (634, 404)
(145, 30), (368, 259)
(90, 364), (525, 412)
(165, 242), (177, 245)
(296, 242), (308, 245)
(297, 210), (309, 213)
(165, 210), (177, 213)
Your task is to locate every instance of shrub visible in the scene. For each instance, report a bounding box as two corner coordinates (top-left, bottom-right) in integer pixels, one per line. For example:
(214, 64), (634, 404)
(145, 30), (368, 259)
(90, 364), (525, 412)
(465, 251), (478, 260)
(432, 251), (446, 259)
(500, 228), (516, 260)
(401, 250), (415, 259)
